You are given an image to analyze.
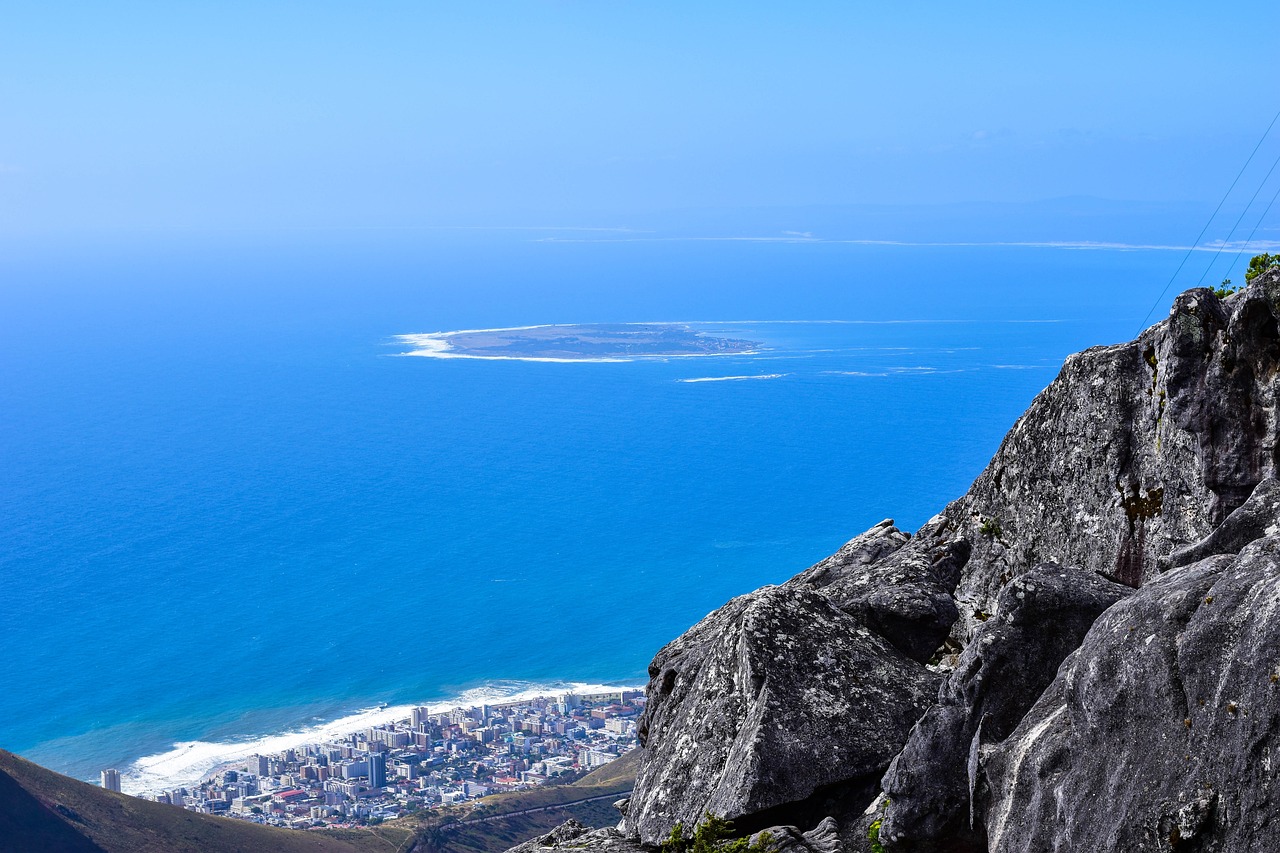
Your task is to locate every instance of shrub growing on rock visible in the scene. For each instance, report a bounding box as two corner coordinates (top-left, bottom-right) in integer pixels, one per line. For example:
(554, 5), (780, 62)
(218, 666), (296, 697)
(1246, 253), (1279, 282)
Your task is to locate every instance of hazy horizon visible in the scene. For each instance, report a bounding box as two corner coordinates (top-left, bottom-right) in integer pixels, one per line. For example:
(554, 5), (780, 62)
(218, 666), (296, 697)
(3, 2), (1280, 238)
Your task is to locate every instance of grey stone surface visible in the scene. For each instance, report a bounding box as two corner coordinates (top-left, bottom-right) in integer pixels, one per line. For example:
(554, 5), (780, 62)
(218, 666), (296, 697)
(1166, 475), (1280, 568)
(878, 563), (1130, 851)
(926, 268), (1280, 638)
(508, 819), (591, 851)
(982, 537), (1280, 852)
(507, 821), (646, 853)
(787, 521), (970, 663)
(749, 816), (843, 853)
(628, 583), (939, 846)
(784, 519), (911, 590)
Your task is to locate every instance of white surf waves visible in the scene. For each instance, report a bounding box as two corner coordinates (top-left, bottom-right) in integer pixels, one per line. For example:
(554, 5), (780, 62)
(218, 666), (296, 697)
(823, 370), (890, 377)
(120, 680), (641, 795)
(677, 373), (787, 383)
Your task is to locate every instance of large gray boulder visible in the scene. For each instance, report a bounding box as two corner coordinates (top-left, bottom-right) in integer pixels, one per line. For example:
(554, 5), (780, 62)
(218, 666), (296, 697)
(878, 563), (1130, 851)
(981, 536), (1280, 852)
(748, 817), (843, 853)
(629, 583), (939, 846)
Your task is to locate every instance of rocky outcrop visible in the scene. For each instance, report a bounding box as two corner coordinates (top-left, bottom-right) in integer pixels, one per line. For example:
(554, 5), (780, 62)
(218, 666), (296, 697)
(514, 815), (846, 853)
(925, 269), (1280, 636)
(784, 520), (911, 588)
(749, 816), (844, 853)
(629, 582), (939, 845)
(507, 819), (594, 852)
(981, 536), (1280, 851)
(878, 564), (1130, 851)
(505, 270), (1280, 853)
(507, 822), (646, 853)
(786, 520), (971, 663)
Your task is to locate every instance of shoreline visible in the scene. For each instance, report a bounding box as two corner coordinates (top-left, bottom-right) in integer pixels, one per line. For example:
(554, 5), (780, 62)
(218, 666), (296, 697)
(115, 680), (645, 796)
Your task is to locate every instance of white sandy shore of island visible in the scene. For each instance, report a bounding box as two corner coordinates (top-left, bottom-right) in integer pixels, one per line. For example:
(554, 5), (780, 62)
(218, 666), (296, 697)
(120, 681), (644, 796)
(395, 332), (635, 363)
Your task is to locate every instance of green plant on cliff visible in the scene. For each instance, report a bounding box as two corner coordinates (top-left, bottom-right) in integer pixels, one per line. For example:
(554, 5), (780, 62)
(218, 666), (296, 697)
(1246, 253), (1279, 282)
(1214, 278), (1238, 298)
(661, 823), (688, 853)
(726, 832), (775, 853)
(661, 815), (776, 853)
(867, 817), (886, 853)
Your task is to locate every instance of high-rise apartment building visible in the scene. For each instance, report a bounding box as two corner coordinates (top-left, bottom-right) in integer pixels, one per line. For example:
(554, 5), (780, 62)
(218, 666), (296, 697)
(368, 751), (387, 789)
(100, 768), (122, 792)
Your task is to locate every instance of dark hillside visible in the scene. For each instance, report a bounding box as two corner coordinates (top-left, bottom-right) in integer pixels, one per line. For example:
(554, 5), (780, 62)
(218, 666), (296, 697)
(0, 749), (401, 853)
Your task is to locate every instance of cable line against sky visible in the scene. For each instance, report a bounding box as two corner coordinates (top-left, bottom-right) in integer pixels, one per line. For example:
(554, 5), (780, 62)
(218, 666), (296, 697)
(1225, 179), (1280, 282)
(1137, 105), (1280, 332)
(1193, 146), (1280, 289)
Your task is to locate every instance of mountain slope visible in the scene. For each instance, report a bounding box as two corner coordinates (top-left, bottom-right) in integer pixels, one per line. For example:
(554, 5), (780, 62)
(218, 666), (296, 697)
(0, 749), (399, 853)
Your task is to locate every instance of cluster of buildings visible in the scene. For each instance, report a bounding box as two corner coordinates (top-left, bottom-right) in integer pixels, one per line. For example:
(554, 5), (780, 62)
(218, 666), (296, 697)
(101, 689), (642, 829)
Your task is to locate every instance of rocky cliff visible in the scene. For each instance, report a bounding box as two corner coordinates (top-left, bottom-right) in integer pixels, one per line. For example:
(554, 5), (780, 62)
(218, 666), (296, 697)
(514, 267), (1280, 853)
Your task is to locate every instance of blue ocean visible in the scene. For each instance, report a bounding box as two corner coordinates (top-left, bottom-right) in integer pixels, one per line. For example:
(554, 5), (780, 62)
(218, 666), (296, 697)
(0, 230), (1179, 789)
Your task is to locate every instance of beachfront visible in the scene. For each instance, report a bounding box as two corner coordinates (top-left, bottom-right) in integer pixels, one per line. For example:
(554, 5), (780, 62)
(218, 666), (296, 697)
(104, 688), (642, 829)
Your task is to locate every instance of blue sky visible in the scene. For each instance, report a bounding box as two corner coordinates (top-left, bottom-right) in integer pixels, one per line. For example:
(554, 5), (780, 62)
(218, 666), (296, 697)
(2, 2), (1279, 233)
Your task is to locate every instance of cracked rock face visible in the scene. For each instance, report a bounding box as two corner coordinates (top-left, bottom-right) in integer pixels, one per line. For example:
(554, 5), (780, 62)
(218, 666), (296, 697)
(1166, 474), (1280, 568)
(879, 563), (1130, 852)
(787, 520), (971, 664)
(628, 582), (939, 846)
(935, 268), (1280, 636)
(982, 537), (1280, 852)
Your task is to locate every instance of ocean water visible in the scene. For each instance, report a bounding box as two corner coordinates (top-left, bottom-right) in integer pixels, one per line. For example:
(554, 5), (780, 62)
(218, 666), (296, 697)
(0, 231), (1176, 791)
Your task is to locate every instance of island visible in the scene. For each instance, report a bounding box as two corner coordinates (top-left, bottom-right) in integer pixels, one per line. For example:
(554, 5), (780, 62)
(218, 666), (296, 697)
(397, 323), (761, 361)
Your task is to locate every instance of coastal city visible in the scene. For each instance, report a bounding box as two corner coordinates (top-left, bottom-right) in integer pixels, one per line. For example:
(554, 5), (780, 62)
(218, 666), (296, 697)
(99, 689), (642, 829)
